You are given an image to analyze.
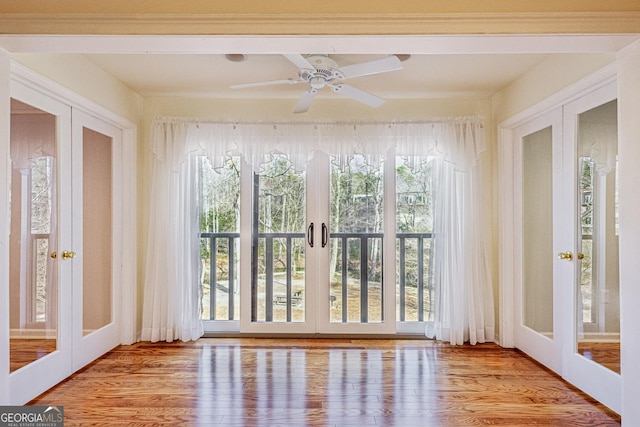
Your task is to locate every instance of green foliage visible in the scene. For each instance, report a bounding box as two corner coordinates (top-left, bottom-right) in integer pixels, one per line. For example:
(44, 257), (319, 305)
(199, 157), (241, 259)
(395, 160), (433, 233)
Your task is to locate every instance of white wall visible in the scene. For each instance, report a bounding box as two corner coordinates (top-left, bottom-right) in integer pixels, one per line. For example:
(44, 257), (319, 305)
(618, 40), (640, 426)
(11, 54), (143, 125)
(493, 54), (616, 124)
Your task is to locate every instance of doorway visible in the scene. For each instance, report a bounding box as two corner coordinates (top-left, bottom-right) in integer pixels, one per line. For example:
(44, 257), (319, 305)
(244, 149), (397, 335)
(502, 78), (621, 413)
(199, 147), (437, 335)
(7, 79), (126, 405)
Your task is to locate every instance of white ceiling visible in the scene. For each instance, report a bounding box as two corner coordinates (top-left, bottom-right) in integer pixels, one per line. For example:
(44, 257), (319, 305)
(3, 34), (638, 106)
(83, 53), (550, 99)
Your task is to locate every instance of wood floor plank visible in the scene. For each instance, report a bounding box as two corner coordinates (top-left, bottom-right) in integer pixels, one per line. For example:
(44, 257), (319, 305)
(28, 339), (620, 426)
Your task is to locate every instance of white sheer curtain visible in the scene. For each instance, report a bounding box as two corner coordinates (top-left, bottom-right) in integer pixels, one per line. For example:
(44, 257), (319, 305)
(426, 156), (495, 344)
(142, 116), (494, 344)
(141, 120), (204, 342)
(397, 119), (495, 345)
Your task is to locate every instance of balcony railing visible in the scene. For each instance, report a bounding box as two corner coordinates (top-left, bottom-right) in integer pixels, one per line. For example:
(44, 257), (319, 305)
(201, 231), (434, 324)
(397, 233), (433, 322)
(200, 232), (239, 321)
(252, 232), (306, 322)
(330, 232), (384, 323)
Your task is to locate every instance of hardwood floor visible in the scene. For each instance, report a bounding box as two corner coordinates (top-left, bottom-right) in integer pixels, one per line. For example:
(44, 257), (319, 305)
(29, 338), (620, 426)
(578, 341), (621, 374)
(10, 338), (57, 372)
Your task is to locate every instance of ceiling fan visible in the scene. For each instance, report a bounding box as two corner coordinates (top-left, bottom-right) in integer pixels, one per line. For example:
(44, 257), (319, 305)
(230, 54), (403, 114)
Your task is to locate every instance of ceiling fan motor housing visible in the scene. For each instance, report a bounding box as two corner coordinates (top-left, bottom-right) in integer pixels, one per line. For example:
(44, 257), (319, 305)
(300, 55), (343, 88)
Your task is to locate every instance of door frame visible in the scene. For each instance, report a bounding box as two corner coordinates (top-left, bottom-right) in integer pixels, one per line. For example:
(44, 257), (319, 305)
(499, 63), (617, 348)
(239, 148), (398, 335)
(9, 61), (139, 347)
(0, 61), (138, 405)
(499, 64), (619, 411)
(0, 50), (9, 405)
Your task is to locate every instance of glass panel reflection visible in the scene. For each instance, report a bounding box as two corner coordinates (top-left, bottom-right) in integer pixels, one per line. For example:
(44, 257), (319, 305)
(9, 99), (58, 372)
(82, 127), (113, 336)
(522, 126), (554, 337)
(253, 154), (306, 323)
(329, 154), (384, 323)
(576, 100), (620, 374)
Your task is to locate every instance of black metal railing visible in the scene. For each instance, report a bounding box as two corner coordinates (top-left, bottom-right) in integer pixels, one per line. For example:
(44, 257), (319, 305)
(396, 233), (433, 322)
(330, 233), (384, 323)
(200, 232), (240, 320)
(202, 231), (434, 324)
(253, 232), (306, 322)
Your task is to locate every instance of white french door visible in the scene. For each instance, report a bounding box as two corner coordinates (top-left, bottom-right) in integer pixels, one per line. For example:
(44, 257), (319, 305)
(512, 107), (564, 374)
(239, 150), (396, 334)
(70, 109), (122, 371)
(8, 80), (73, 405)
(510, 80), (620, 413)
(560, 82), (620, 413)
(8, 81), (122, 404)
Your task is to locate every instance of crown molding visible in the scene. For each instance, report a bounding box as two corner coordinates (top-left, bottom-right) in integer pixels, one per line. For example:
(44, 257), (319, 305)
(1, 12), (640, 35)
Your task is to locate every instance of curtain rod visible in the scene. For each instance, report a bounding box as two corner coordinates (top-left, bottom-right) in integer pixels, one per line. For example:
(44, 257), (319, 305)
(153, 116), (484, 127)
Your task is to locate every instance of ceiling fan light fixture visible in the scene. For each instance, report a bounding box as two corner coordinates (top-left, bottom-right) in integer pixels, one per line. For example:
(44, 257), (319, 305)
(309, 76), (326, 89)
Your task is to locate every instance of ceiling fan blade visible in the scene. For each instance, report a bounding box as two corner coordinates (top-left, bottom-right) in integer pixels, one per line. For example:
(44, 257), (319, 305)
(336, 55), (403, 79)
(230, 79), (302, 89)
(283, 54), (315, 70)
(330, 84), (386, 108)
(293, 88), (317, 114)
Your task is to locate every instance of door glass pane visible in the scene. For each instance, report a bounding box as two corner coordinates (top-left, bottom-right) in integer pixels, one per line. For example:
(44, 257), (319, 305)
(199, 156), (240, 321)
(576, 100), (620, 374)
(395, 157), (434, 322)
(522, 126), (554, 337)
(82, 127), (112, 335)
(329, 154), (384, 323)
(9, 99), (58, 371)
(253, 155), (306, 323)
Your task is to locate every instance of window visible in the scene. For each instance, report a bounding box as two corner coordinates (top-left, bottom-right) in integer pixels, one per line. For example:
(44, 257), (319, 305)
(252, 154), (306, 323)
(329, 153), (385, 324)
(396, 157), (434, 323)
(199, 156), (240, 321)
(198, 151), (438, 330)
(145, 118), (492, 343)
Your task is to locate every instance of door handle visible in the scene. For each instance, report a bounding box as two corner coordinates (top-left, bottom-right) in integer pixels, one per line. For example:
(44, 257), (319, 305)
(321, 223), (328, 248)
(51, 250), (76, 260)
(558, 251), (573, 261)
(307, 222), (314, 248)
